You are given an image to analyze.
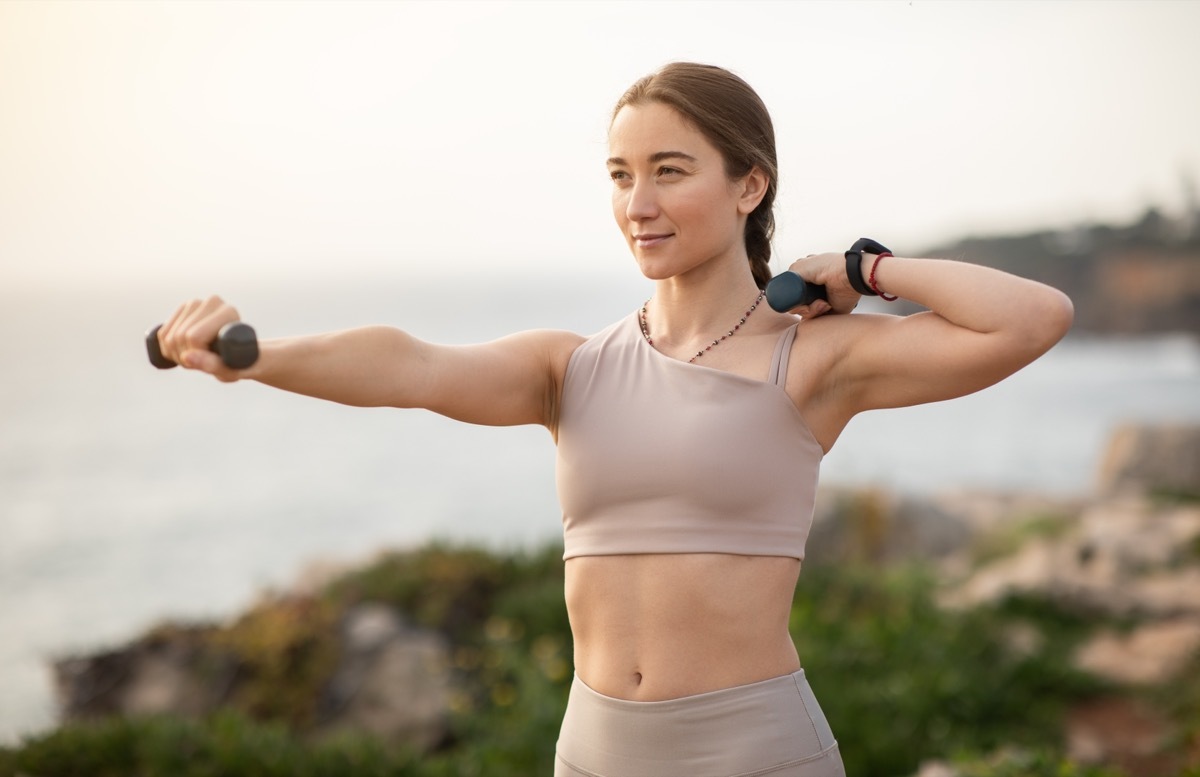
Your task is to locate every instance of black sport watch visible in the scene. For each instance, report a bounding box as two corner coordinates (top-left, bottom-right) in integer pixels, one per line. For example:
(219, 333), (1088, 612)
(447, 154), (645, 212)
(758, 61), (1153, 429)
(845, 237), (891, 296)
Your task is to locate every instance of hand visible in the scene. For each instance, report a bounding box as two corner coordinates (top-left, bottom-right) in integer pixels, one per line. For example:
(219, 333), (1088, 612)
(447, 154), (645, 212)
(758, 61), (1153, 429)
(783, 252), (869, 317)
(156, 295), (246, 382)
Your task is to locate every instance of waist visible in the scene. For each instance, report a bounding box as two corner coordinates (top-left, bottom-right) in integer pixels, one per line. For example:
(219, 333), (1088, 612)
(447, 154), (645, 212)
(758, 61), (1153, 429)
(565, 553), (801, 700)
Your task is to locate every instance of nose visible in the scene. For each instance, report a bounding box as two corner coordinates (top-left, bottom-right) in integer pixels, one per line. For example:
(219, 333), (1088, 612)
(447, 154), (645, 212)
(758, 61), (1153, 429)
(624, 178), (659, 222)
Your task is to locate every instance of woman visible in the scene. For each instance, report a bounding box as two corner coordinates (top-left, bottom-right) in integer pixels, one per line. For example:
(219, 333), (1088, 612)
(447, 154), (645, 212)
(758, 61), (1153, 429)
(157, 63), (1073, 776)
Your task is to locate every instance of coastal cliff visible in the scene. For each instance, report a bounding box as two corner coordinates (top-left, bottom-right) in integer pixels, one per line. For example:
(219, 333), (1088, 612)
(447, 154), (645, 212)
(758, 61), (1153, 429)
(913, 207), (1200, 335)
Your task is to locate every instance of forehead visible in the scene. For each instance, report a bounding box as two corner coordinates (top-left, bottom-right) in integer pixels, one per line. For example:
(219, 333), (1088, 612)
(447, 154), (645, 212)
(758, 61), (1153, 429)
(607, 102), (718, 161)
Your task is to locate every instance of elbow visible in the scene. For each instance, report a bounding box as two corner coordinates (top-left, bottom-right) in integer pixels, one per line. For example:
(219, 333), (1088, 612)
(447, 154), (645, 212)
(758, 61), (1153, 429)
(1046, 287), (1075, 342)
(1025, 286), (1075, 353)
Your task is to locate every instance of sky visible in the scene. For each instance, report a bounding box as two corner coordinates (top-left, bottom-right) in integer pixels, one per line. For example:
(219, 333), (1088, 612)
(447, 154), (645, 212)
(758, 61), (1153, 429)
(1, 0), (1198, 289)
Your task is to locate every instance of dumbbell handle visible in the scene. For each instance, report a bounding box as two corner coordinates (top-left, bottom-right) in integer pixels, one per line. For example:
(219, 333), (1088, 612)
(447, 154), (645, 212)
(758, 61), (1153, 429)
(765, 272), (827, 313)
(146, 322), (259, 370)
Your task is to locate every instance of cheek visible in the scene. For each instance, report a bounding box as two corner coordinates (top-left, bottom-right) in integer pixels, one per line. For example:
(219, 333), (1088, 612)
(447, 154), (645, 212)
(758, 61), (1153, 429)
(670, 191), (709, 229)
(611, 191), (628, 226)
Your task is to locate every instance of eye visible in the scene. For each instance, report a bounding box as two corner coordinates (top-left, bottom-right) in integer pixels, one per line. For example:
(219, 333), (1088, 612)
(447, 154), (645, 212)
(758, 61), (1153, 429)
(609, 170), (631, 184)
(657, 166), (683, 178)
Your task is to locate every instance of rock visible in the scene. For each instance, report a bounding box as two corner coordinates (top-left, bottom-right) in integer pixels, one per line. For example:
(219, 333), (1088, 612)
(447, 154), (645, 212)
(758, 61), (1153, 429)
(1097, 423), (1200, 497)
(53, 631), (231, 721)
(808, 488), (973, 565)
(1075, 619), (1200, 685)
(943, 496), (1200, 620)
(1066, 697), (1179, 776)
(118, 648), (217, 716)
(318, 604), (454, 749)
(928, 490), (1083, 535)
(915, 761), (958, 777)
(51, 601), (457, 752)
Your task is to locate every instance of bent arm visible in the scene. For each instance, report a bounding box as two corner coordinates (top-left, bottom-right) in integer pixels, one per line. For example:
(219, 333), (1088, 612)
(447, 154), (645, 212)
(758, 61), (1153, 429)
(836, 255), (1074, 413)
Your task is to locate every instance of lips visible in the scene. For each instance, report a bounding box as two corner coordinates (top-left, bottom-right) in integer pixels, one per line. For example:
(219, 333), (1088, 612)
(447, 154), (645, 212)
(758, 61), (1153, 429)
(633, 233), (673, 248)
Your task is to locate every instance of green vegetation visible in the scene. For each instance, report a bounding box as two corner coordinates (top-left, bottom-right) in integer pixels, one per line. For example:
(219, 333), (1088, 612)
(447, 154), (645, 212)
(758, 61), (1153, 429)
(2, 542), (1194, 777)
(968, 511), (1075, 566)
(792, 564), (1106, 776)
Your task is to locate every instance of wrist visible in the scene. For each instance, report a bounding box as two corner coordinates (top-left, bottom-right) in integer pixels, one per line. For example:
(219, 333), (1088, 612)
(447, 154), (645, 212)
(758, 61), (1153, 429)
(843, 237), (891, 296)
(865, 252), (898, 301)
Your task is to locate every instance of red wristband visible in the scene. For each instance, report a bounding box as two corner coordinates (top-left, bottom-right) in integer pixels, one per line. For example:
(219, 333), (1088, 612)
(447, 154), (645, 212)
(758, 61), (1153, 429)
(867, 252), (897, 301)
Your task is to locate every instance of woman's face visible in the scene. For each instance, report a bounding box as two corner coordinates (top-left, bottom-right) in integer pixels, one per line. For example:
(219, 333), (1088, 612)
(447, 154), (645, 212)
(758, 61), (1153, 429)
(607, 102), (763, 282)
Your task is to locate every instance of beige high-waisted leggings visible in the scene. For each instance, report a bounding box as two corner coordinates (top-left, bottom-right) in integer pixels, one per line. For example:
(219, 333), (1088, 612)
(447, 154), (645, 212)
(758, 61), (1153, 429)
(554, 669), (846, 777)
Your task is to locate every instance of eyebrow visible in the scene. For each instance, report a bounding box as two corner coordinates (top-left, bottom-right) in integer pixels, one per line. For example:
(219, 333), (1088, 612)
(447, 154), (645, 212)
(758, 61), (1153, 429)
(606, 150), (699, 167)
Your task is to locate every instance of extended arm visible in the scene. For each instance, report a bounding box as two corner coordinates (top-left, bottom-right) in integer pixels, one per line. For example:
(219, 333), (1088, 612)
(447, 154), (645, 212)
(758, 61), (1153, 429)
(156, 296), (583, 429)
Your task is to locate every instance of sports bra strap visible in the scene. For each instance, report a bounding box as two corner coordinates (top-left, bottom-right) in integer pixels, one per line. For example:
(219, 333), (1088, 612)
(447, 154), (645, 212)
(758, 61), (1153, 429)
(767, 322), (799, 388)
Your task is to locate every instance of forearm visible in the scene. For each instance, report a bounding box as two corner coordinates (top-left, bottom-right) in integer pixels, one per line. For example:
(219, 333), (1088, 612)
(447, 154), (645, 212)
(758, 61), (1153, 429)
(863, 254), (1074, 346)
(244, 325), (428, 408)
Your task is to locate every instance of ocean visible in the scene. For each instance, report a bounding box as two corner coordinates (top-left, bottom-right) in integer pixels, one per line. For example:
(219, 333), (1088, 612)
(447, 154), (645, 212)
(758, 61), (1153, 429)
(2, 272), (1198, 744)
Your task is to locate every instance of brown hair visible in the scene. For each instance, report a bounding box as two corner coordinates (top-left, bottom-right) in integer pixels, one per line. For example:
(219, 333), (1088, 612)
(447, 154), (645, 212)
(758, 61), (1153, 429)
(613, 62), (778, 289)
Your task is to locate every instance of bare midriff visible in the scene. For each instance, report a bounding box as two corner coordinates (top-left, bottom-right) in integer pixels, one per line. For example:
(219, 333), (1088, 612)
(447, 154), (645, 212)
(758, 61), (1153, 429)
(564, 553), (802, 701)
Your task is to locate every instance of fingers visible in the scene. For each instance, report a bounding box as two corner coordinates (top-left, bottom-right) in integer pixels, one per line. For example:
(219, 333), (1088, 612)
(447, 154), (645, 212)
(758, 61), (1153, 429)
(787, 250), (862, 315)
(791, 299), (834, 319)
(157, 296), (242, 376)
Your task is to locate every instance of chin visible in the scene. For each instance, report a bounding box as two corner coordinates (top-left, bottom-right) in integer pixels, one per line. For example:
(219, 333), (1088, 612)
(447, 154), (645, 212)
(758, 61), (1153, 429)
(631, 252), (687, 282)
(633, 260), (675, 282)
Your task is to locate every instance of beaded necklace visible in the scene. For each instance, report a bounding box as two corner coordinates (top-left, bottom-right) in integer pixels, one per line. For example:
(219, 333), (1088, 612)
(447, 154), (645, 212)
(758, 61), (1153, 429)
(638, 290), (767, 364)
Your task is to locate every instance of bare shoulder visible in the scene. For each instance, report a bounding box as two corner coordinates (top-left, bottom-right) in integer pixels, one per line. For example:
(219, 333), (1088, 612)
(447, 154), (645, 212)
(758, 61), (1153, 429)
(781, 311), (902, 450)
(506, 327), (587, 374)
(414, 328), (587, 429)
(786, 311), (899, 383)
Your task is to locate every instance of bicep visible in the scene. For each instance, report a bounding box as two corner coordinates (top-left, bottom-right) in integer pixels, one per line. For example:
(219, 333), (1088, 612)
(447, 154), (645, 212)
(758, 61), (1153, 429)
(408, 329), (584, 428)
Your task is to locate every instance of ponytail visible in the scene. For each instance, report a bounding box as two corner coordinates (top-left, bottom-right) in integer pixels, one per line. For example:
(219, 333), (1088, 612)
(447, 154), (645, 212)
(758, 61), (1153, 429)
(746, 206), (774, 290)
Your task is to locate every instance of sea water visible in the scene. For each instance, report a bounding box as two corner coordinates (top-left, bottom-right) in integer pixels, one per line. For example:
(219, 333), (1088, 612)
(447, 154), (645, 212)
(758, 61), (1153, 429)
(2, 273), (1198, 744)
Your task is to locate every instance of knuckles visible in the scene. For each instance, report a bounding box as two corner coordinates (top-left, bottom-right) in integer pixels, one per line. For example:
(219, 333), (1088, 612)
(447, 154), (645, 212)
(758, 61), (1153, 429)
(160, 295), (241, 369)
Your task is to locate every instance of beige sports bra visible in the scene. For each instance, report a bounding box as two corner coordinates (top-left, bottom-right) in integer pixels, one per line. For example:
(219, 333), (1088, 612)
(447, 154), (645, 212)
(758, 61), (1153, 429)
(556, 313), (823, 561)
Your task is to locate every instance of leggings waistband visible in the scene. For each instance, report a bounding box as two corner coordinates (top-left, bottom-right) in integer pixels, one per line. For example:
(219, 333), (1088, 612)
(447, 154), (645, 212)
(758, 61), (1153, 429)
(555, 669), (843, 777)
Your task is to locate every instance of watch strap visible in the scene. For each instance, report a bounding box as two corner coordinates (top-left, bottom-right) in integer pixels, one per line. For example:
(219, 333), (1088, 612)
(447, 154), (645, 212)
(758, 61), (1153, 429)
(845, 237), (892, 296)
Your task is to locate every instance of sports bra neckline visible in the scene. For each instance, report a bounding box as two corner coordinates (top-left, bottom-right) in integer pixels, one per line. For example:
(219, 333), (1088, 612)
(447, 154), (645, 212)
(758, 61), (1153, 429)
(627, 311), (801, 389)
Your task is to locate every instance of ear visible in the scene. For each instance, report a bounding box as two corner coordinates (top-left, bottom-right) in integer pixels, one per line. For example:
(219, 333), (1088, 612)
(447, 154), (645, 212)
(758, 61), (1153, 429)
(736, 166), (769, 215)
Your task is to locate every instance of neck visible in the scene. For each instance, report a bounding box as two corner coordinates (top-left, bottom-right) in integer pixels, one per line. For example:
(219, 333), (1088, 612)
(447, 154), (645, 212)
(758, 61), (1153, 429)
(643, 261), (764, 347)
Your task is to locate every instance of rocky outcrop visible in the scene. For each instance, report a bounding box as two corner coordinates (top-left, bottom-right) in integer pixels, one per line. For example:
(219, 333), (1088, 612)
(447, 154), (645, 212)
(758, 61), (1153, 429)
(932, 425), (1200, 775)
(1098, 423), (1200, 497)
(1075, 619), (1200, 686)
(53, 634), (234, 719)
(318, 603), (453, 749)
(807, 488), (979, 565)
(941, 494), (1200, 619)
(52, 600), (457, 752)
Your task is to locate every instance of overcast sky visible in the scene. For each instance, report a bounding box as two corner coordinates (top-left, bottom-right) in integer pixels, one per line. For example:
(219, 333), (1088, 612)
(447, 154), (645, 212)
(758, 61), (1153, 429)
(2, 0), (1197, 289)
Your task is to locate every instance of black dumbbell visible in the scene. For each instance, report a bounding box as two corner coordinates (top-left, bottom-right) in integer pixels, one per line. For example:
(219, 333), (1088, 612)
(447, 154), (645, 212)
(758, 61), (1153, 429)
(765, 272), (827, 312)
(145, 322), (259, 370)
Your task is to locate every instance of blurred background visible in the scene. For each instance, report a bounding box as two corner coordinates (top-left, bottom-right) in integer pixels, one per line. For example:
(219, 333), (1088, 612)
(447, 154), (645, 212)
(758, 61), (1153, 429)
(1, 0), (1198, 765)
